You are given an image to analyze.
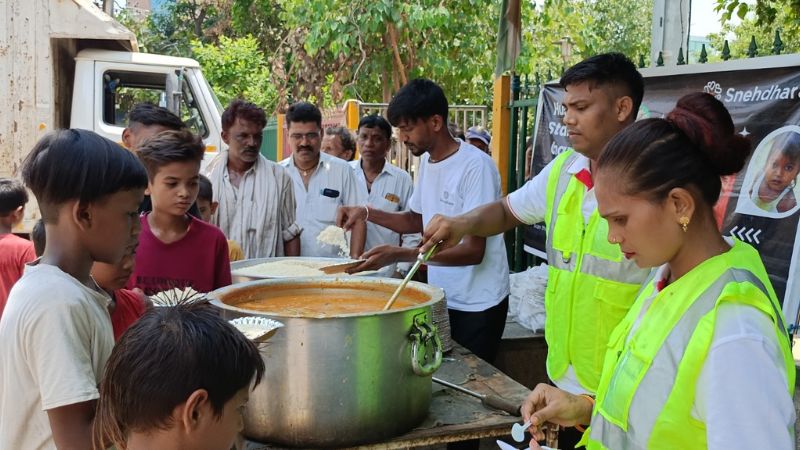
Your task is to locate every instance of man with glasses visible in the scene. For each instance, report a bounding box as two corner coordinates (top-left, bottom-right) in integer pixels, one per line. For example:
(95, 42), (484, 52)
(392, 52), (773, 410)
(280, 102), (367, 258)
(205, 99), (301, 258)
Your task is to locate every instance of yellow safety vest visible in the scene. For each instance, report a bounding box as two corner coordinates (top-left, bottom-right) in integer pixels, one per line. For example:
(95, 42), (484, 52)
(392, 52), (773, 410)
(544, 150), (649, 392)
(582, 239), (795, 449)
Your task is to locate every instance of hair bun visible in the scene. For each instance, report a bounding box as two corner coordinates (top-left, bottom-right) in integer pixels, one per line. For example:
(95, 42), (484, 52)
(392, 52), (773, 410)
(666, 92), (750, 176)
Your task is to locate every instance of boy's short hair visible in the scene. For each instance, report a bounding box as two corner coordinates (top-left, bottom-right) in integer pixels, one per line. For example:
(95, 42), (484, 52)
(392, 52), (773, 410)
(94, 301), (265, 447)
(387, 79), (449, 126)
(136, 130), (206, 180)
(31, 219), (45, 257)
(285, 102), (322, 129)
(197, 174), (213, 203)
(0, 178), (28, 216)
(222, 99), (267, 132)
(357, 115), (392, 140)
(21, 129), (148, 221)
(127, 103), (185, 130)
(559, 53), (644, 118)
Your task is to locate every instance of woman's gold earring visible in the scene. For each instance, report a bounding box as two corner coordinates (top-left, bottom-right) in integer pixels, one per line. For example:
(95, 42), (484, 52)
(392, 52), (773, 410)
(679, 216), (690, 233)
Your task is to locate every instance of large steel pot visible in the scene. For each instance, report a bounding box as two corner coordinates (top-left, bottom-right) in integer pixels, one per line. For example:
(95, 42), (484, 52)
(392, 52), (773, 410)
(208, 277), (444, 447)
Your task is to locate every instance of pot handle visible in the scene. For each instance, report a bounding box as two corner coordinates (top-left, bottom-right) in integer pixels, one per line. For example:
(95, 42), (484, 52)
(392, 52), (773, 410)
(409, 313), (443, 376)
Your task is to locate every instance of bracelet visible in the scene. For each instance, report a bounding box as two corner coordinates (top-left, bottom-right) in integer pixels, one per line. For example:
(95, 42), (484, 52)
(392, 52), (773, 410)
(574, 394), (595, 432)
(364, 205), (370, 222)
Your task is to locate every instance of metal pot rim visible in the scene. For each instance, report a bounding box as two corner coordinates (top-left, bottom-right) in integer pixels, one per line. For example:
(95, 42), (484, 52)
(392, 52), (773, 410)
(208, 276), (444, 319)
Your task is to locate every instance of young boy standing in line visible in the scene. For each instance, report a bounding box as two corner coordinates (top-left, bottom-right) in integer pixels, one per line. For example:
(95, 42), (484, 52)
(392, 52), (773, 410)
(0, 129), (147, 449)
(129, 130), (232, 295)
(196, 174), (245, 262)
(0, 178), (36, 315)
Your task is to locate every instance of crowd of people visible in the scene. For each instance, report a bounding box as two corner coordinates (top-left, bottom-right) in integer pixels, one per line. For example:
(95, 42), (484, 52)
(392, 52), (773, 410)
(0, 51), (795, 450)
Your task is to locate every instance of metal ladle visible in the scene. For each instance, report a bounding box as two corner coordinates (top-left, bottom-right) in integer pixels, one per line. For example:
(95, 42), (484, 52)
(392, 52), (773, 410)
(383, 242), (439, 311)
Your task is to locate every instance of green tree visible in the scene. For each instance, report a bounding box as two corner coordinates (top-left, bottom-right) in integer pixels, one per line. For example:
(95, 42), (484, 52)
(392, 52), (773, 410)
(708, 8), (800, 59)
(516, 0), (652, 80)
(713, 0), (800, 25)
(191, 36), (279, 112)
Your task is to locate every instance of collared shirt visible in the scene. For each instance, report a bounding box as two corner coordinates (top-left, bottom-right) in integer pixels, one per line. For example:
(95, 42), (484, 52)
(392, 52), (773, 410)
(506, 152), (596, 225)
(350, 159), (421, 273)
(281, 152), (367, 257)
(505, 151), (595, 394)
(205, 152), (300, 259)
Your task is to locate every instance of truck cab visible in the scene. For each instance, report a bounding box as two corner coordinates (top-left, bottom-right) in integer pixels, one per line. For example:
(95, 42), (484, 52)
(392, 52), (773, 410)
(72, 49), (223, 157)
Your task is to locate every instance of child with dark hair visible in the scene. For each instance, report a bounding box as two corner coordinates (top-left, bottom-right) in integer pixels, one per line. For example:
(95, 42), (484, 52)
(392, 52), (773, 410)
(750, 131), (800, 213)
(129, 130), (232, 296)
(196, 174), (244, 261)
(30, 218), (46, 257)
(122, 103), (185, 150)
(94, 300), (265, 450)
(0, 129), (148, 449)
(521, 92), (794, 449)
(0, 178), (36, 315)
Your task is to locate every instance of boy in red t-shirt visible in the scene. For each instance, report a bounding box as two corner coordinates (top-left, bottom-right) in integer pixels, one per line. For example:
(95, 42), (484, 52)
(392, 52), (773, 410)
(128, 130), (232, 296)
(31, 221), (150, 340)
(0, 178), (36, 316)
(92, 252), (150, 340)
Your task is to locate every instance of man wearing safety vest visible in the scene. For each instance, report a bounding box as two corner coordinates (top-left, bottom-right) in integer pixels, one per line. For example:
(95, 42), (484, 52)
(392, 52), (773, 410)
(520, 93), (795, 449)
(420, 53), (650, 448)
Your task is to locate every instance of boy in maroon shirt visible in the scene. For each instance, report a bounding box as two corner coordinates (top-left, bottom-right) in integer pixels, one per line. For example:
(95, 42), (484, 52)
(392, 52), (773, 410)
(128, 130), (231, 295)
(0, 179), (36, 316)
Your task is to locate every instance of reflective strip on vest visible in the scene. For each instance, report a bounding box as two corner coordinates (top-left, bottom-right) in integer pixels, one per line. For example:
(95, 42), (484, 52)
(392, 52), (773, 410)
(545, 152), (580, 267)
(589, 268), (778, 449)
(545, 153), (641, 284)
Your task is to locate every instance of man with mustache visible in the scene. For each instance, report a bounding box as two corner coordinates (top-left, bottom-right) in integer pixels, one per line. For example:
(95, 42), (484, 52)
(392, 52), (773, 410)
(280, 102), (366, 258)
(205, 100), (301, 258)
(350, 114), (420, 277)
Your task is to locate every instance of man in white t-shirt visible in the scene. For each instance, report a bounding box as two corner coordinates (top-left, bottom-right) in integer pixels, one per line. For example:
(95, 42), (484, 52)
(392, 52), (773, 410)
(418, 54), (648, 449)
(350, 114), (420, 276)
(338, 79), (510, 364)
(280, 102), (367, 258)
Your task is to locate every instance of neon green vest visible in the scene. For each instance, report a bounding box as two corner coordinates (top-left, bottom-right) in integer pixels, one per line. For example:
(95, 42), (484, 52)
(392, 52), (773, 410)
(544, 150), (649, 392)
(582, 239), (795, 449)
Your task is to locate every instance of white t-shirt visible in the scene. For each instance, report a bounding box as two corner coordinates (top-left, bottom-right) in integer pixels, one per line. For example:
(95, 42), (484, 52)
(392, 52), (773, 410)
(629, 258), (795, 449)
(505, 152), (595, 394)
(0, 263), (114, 450)
(409, 141), (510, 312)
(281, 152), (368, 257)
(350, 159), (421, 273)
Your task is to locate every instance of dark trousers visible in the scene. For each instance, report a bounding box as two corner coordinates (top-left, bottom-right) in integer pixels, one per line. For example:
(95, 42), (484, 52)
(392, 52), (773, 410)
(446, 297), (509, 450)
(447, 296), (509, 364)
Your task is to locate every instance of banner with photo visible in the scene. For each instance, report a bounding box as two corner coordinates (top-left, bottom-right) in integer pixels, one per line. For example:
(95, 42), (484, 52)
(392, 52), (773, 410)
(524, 56), (800, 328)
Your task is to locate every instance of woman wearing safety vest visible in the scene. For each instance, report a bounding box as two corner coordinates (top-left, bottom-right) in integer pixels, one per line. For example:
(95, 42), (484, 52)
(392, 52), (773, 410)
(522, 92), (796, 450)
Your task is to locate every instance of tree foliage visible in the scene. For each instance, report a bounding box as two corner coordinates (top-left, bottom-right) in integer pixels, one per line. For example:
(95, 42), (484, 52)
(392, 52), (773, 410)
(708, 7), (800, 59)
(714, 0), (800, 25)
(117, 0), (652, 112)
(191, 36), (278, 111)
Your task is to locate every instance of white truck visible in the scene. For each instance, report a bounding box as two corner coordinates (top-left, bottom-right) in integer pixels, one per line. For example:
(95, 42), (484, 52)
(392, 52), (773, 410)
(1, 0), (224, 231)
